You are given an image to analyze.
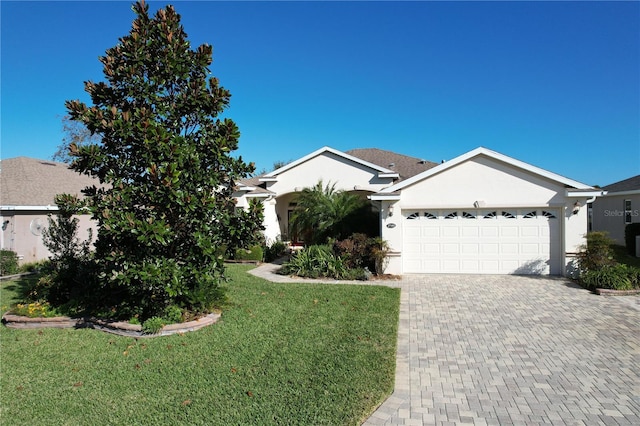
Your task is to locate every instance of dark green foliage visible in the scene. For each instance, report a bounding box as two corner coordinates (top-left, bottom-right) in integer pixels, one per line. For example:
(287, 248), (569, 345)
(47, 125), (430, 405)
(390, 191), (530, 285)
(280, 235), (391, 279)
(263, 239), (287, 262)
(234, 245), (263, 261)
(290, 180), (376, 245)
(279, 245), (359, 279)
(576, 231), (616, 273)
(624, 222), (640, 255)
(576, 232), (640, 290)
(38, 195), (95, 312)
(580, 264), (635, 290)
(0, 250), (19, 276)
(333, 234), (391, 275)
(59, 1), (262, 319)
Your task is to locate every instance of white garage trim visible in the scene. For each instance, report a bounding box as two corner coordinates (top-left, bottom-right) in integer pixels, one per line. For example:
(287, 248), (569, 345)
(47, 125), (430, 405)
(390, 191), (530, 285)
(402, 208), (562, 275)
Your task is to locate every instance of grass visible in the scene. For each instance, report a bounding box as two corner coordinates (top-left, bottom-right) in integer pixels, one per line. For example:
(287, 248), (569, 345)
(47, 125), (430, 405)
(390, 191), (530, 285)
(0, 264), (400, 425)
(612, 245), (640, 268)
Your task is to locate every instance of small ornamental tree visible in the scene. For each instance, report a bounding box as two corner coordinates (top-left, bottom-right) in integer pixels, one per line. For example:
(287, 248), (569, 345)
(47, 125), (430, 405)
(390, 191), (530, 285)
(62, 1), (263, 319)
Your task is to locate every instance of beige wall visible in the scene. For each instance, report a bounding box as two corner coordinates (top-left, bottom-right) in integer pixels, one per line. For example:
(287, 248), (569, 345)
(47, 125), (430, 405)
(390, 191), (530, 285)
(1, 211), (97, 265)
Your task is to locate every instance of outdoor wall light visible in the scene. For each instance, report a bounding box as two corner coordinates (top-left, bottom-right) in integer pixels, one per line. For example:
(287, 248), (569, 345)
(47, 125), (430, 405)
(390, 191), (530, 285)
(388, 204), (395, 217)
(572, 201), (582, 215)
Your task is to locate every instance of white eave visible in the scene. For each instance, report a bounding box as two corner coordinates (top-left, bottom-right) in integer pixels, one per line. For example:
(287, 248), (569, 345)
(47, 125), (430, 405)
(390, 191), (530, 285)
(1, 205), (60, 211)
(369, 194), (401, 201)
(598, 189), (640, 197)
(566, 189), (607, 198)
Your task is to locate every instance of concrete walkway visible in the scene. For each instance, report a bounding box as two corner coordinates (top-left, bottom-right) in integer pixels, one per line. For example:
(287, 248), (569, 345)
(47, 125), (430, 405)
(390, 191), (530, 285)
(249, 263), (640, 425)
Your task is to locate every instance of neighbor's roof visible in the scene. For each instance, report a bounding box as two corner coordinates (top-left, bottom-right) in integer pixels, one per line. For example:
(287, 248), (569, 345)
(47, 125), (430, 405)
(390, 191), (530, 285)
(0, 157), (99, 206)
(346, 148), (439, 181)
(602, 174), (640, 193)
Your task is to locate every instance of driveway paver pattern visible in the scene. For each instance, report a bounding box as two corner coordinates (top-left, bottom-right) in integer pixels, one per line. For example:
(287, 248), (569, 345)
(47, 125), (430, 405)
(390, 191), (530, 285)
(249, 264), (640, 425)
(364, 274), (639, 426)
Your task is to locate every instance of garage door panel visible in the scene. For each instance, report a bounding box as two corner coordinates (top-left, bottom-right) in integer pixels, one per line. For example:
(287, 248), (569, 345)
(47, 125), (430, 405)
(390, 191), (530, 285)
(481, 227), (499, 237)
(442, 227), (459, 237)
(520, 226), (539, 237)
(520, 243), (541, 254)
(501, 243), (519, 254)
(403, 209), (561, 275)
(500, 226), (519, 237)
(461, 243), (479, 254)
(442, 243), (459, 254)
(461, 227), (479, 237)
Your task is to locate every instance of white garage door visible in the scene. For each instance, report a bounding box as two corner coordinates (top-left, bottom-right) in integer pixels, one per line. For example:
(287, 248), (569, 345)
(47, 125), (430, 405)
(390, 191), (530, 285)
(402, 209), (561, 274)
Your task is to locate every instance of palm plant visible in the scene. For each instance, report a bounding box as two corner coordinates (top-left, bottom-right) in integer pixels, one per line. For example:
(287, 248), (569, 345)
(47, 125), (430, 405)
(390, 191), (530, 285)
(289, 180), (371, 245)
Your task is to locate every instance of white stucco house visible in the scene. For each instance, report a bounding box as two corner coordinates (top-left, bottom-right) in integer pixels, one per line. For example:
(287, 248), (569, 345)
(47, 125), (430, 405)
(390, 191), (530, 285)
(235, 146), (599, 276)
(590, 175), (640, 245)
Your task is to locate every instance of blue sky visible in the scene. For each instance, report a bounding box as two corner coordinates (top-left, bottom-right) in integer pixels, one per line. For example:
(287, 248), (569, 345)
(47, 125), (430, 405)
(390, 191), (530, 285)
(2, 1), (638, 187)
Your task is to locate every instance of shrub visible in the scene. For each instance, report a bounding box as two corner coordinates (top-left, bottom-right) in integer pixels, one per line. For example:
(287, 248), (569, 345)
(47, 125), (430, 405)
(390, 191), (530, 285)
(576, 232), (616, 273)
(334, 234), (370, 270)
(234, 245), (264, 262)
(0, 250), (19, 276)
(580, 264), (633, 290)
(18, 260), (50, 273)
(333, 234), (391, 275)
(279, 244), (372, 280)
(264, 239), (287, 262)
(625, 223), (640, 256)
(142, 316), (165, 334)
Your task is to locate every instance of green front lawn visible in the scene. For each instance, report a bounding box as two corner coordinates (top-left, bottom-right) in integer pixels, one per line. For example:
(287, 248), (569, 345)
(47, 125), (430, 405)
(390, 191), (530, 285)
(0, 264), (399, 425)
(612, 244), (640, 268)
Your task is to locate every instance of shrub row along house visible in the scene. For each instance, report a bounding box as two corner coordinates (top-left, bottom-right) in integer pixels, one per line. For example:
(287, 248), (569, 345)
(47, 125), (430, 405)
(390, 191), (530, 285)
(2, 146), (606, 276)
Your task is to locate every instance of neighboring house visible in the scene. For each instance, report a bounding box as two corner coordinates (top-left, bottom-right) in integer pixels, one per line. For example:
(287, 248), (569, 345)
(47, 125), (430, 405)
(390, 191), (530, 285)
(590, 175), (640, 245)
(236, 146), (599, 276)
(0, 157), (98, 264)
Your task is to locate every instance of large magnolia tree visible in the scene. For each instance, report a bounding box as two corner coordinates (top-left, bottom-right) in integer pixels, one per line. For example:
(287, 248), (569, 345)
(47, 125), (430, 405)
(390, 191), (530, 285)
(62, 1), (263, 319)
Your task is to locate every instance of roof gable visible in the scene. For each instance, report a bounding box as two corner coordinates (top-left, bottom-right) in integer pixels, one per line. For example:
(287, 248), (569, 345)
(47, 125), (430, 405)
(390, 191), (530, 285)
(380, 147), (593, 193)
(260, 146), (399, 181)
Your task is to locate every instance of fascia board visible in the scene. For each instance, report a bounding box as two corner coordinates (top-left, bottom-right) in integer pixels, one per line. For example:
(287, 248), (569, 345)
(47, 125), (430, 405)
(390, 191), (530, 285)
(566, 190), (607, 198)
(368, 194), (401, 201)
(599, 189), (640, 197)
(1, 205), (60, 211)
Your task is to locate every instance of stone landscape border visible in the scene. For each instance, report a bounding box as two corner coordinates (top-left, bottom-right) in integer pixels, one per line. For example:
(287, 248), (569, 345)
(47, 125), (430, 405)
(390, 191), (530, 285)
(1, 312), (220, 338)
(595, 288), (640, 296)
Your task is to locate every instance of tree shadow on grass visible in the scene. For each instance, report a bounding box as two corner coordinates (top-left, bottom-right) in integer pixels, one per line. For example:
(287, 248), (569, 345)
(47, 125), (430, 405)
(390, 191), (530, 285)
(1, 274), (39, 306)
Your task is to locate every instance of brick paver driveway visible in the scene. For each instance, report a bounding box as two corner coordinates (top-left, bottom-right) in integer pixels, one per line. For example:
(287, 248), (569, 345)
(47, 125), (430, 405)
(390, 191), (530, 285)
(365, 275), (640, 425)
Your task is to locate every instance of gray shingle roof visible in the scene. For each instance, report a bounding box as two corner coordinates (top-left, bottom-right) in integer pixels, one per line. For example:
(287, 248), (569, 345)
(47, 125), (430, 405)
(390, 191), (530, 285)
(0, 157), (100, 206)
(346, 148), (438, 181)
(602, 174), (640, 193)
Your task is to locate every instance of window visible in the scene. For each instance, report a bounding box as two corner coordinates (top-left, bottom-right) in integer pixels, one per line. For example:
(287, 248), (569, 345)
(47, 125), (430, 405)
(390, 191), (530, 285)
(484, 211), (497, 219)
(542, 211), (556, 219)
(424, 212), (437, 220)
(444, 211), (458, 219)
(501, 211), (516, 219)
(406, 212), (420, 220)
(523, 211), (537, 219)
(462, 211), (476, 219)
(625, 200), (632, 224)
